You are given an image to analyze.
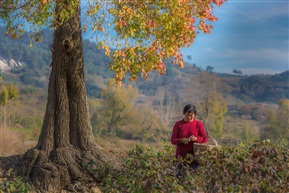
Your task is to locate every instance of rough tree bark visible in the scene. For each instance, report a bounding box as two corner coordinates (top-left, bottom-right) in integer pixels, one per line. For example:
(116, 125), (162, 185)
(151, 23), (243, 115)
(20, 2), (120, 192)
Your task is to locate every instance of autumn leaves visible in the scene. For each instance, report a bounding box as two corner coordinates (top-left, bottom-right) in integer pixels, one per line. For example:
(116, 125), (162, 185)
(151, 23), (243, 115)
(106, 0), (225, 84)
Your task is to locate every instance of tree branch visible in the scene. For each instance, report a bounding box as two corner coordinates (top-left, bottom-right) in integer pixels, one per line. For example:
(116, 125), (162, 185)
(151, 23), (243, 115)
(0, 1), (32, 10)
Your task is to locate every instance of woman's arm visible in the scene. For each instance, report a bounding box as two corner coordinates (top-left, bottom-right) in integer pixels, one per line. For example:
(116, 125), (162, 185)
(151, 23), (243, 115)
(196, 121), (208, 143)
(171, 122), (183, 145)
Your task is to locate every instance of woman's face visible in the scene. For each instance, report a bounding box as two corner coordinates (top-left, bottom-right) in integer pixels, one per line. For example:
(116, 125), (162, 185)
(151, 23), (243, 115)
(184, 112), (195, 122)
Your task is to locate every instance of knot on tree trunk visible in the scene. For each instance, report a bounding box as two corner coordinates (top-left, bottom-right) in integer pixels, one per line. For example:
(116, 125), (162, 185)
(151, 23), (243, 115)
(62, 38), (73, 54)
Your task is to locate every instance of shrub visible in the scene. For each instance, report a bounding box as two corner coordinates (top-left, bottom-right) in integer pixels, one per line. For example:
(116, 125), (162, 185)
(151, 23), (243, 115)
(98, 140), (289, 193)
(195, 139), (289, 192)
(98, 143), (188, 193)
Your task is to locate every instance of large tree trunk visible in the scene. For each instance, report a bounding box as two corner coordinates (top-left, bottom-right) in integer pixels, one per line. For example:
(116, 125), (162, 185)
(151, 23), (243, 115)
(21, 2), (120, 192)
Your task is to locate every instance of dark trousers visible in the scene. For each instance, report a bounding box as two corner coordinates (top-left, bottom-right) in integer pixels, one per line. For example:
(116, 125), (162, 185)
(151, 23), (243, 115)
(176, 161), (198, 179)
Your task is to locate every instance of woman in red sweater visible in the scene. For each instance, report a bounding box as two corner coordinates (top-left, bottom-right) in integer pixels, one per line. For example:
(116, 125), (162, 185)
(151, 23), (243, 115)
(171, 104), (208, 170)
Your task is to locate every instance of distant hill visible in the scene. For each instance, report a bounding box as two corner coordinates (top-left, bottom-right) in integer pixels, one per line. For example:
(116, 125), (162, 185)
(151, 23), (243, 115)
(216, 71), (289, 103)
(0, 27), (288, 104)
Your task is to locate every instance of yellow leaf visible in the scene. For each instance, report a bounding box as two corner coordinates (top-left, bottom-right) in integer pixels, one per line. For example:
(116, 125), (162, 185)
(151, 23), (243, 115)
(83, 25), (88, 33)
(10, 33), (17, 39)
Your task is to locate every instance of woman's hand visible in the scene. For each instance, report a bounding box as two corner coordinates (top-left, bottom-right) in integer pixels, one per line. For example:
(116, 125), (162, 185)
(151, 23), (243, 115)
(181, 138), (190, 144)
(189, 135), (197, 142)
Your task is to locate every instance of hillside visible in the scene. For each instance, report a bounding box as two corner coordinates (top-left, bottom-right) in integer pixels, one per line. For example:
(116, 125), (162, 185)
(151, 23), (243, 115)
(1, 26), (288, 103)
(220, 71), (289, 103)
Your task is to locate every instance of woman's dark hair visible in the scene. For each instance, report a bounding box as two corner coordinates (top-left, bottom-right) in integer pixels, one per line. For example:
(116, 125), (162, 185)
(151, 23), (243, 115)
(183, 104), (197, 115)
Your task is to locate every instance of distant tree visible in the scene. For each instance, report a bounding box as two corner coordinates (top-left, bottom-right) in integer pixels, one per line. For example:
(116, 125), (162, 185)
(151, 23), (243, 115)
(241, 124), (250, 144)
(196, 72), (217, 126)
(6, 83), (18, 100)
(233, 69), (243, 75)
(240, 123), (258, 144)
(95, 79), (138, 136)
(277, 99), (289, 130)
(207, 97), (227, 140)
(187, 55), (192, 62)
(121, 106), (164, 142)
(0, 85), (8, 127)
(0, 82), (18, 127)
(155, 88), (177, 130)
(196, 72), (227, 140)
(206, 65), (214, 72)
(262, 99), (289, 142)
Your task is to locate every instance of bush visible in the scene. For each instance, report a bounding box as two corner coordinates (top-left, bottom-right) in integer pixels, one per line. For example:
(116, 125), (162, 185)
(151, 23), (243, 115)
(98, 140), (289, 193)
(98, 143), (188, 193)
(194, 139), (289, 192)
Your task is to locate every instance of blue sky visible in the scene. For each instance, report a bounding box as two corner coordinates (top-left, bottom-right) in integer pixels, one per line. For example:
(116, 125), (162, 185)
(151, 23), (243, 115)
(181, 0), (289, 75)
(2, 1), (287, 75)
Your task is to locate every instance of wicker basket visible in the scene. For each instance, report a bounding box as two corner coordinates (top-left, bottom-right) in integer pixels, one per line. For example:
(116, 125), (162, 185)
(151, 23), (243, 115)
(193, 138), (219, 155)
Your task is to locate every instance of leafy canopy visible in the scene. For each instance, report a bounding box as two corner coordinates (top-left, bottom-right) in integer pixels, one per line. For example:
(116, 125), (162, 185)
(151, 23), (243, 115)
(0, 0), (226, 84)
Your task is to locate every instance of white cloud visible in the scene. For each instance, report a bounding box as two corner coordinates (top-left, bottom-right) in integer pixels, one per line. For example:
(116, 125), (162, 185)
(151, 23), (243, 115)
(182, 46), (288, 74)
(215, 1), (289, 29)
(206, 47), (288, 61)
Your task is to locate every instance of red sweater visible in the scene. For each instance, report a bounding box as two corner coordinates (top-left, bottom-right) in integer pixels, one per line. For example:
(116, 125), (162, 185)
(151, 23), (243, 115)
(171, 119), (208, 158)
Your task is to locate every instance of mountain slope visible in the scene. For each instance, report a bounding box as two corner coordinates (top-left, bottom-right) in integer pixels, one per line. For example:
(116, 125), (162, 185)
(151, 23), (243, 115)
(0, 27), (288, 103)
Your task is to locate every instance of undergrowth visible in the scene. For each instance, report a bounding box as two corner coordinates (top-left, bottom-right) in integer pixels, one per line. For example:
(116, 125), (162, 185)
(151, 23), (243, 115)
(97, 139), (289, 193)
(0, 177), (32, 193)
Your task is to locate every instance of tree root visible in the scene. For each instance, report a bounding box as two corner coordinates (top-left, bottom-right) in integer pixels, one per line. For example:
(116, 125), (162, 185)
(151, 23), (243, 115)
(20, 146), (121, 192)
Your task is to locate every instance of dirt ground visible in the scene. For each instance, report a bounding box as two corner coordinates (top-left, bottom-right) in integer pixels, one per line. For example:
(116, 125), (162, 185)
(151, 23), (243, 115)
(0, 154), (26, 190)
(0, 154), (22, 177)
